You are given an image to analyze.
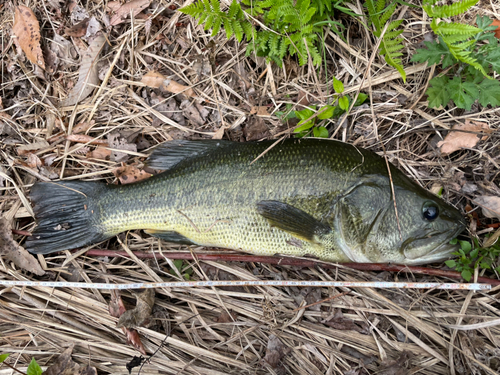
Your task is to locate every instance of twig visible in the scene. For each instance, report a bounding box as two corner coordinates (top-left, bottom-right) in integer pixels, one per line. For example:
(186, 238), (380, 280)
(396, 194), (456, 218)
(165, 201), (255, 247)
(83, 249), (500, 286)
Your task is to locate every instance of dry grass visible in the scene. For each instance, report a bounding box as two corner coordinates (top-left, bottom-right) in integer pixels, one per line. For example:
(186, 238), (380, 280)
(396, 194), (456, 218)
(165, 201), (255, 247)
(1, 0), (500, 374)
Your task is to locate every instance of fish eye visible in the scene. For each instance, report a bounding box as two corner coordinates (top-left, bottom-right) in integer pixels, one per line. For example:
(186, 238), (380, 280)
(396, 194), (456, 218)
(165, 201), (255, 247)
(423, 202), (439, 221)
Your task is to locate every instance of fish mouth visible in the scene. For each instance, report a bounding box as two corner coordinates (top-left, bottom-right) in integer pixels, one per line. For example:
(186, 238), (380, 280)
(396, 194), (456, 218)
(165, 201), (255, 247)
(402, 225), (465, 265)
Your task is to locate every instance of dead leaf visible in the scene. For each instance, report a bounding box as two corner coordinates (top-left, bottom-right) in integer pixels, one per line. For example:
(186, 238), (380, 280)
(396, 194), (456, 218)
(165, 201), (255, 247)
(378, 351), (412, 375)
(60, 34), (107, 107)
(340, 346), (378, 365)
(324, 309), (370, 334)
(437, 120), (490, 155)
(66, 134), (108, 145)
(261, 334), (290, 370)
(107, 1), (122, 12)
(65, 17), (90, 37)
(212, 126), (225, 140)
(473, 196), (500, 221)
(141, 71), (195, 98)
(117, 289), (155, 328)
(43, 44), (59, 73)
(492, 19), (500, 39)
(86, 146), (111, 160)
(17, 140), (50, 155)
(113, 165), (152, 184)
(110, 0), (151, 26)
(78, 366), (97, 375)
(43, 345), (80, 375)
(85, 17), (101, 39)
(213, 310), (237, 323)
(13, 6), (45, 69)
(484, 227), (500, 248)
(72, 120), (95, 134)
(109, 290), (148, 355)
(243, 116), (270, 141)
(26, 153), (42, 169)
(108, 132), (137, 163)
(250, 106), (271, 117)
(0, 217), (45, 276)
(51, 34), (77, 61)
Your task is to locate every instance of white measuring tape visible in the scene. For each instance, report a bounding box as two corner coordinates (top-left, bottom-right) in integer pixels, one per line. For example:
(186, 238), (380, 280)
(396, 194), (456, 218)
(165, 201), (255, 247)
(0, 280), (491, 290)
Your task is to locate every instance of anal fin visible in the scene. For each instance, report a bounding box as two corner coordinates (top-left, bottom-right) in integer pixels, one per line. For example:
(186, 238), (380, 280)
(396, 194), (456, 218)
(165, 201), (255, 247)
(144, 229), (196, 245)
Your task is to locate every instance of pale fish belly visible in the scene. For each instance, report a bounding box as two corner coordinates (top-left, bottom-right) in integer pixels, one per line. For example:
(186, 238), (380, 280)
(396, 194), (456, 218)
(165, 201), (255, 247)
(105, 204), (350, 262)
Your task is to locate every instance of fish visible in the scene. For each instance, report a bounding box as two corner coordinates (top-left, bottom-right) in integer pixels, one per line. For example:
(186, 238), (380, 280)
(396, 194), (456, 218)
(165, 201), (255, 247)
(25, 138), (466, 264)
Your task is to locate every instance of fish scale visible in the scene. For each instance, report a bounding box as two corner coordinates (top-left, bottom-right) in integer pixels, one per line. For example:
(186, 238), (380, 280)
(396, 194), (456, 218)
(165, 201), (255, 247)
(26, 139), (465, 264)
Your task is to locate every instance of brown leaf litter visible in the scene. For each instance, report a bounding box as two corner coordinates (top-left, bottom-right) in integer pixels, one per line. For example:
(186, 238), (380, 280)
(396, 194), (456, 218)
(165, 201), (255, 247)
(12, 6), (45, 69)
(437, 120), (491, 155)
(43, 345), (97, 375)
(60, 33), (107, 107)
(0, 217), (44, 276)
(1, 1), (500, 374)
(108, 0), (151, 26)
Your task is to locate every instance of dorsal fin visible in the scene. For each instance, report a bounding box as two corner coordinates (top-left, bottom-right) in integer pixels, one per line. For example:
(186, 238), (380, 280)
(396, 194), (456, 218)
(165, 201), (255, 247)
(146, 139), (233, 170)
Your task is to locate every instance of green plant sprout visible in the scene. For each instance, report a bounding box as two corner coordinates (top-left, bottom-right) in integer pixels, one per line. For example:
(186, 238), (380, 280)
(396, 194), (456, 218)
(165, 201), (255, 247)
(445, 238), (500, 282)
(0, 354), (43, 375)
(292, 77), (368, 138)
(169, 259), (194, 281)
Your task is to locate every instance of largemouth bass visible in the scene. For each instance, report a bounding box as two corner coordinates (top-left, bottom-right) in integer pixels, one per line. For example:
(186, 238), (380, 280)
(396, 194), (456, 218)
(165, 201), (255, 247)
(26, 139), (465, 264)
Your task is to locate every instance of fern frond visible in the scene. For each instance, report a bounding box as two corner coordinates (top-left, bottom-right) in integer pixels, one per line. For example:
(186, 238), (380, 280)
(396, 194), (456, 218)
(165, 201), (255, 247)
(446, 41), (487, 75)
(376, 0), (385, 13)
(212, 17), (222, 36)
(423, 0), (479, 18)
(433, 22), (482, 36)
(440, 33), (473, 44)
(380, 3), (397, 26)
(365, 0), (406, 82)
(241, 21), (255, 41)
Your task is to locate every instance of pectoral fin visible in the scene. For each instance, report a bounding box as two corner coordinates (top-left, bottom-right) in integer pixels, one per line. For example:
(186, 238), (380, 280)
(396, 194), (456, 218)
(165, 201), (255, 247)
(144, 229), (196, 245)
(257, 200), (331, 242)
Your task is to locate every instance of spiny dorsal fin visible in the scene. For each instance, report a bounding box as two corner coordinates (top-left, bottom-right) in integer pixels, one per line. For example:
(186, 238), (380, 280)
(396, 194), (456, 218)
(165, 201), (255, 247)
(146, 140), (233, 170)
(257, 200), (331, 243)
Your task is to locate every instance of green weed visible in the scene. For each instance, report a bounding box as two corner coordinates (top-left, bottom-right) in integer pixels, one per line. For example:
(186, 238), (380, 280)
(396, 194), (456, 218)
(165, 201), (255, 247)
(445, 238), (500, 281)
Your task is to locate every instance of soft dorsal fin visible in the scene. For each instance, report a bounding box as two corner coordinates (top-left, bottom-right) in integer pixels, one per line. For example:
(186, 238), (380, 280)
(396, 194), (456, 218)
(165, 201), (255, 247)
(257, 200), (331, 242)
(146, 139), (233, 170)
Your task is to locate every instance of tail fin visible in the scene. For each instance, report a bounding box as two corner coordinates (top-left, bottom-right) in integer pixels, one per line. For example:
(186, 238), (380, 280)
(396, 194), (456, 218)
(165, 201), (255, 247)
(26, 181), (110, 254)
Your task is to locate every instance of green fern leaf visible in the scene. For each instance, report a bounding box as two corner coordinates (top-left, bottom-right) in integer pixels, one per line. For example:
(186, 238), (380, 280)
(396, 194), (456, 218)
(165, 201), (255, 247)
(205, 15), (215, 30)
(212, 17), (222, 36)
(433, 22), (482, 36)
(224, 17), (234, 39)
(380, 3), (397, 26)
(365, 0), (406, 81)
(209, 0), (220, 12)
(376, 0), (385, 14)
(241, 21), (255, 41)
(423, 0), (479, 18)
(228, 0), (239, 18)
(231, 19), (244, 42)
